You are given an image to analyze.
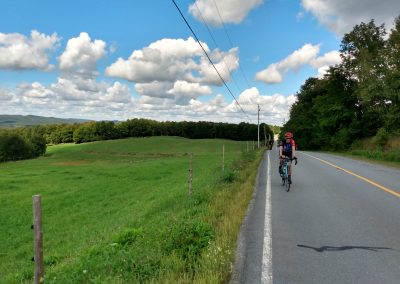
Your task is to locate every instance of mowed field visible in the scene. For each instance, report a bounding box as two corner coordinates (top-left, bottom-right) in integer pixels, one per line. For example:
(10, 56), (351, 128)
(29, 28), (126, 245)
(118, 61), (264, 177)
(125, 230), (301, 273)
(0, 136), (260, 283)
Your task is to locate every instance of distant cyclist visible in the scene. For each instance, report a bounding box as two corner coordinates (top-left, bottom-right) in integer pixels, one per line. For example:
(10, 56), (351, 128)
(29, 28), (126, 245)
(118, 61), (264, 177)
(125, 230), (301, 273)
(279, 132), (297, 184)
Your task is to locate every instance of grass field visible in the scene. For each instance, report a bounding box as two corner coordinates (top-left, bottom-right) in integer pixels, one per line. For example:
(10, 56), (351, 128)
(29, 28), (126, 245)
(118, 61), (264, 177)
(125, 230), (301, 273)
(0, 136), (262, 283)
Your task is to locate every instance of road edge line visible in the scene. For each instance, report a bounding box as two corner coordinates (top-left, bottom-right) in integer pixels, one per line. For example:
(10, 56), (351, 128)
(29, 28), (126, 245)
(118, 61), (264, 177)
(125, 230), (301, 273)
(262, 151), (273, 283)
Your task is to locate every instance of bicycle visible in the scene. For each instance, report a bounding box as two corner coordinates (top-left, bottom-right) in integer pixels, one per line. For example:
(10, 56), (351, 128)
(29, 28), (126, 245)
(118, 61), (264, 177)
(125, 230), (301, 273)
(281, 157), (297, 192)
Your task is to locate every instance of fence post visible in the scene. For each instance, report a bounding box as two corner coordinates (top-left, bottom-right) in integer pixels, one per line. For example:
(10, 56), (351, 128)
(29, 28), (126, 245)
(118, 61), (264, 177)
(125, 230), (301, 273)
(188, 153), (193, 196)
(222, 144), (225, 172)
(32, 195), (44, 284)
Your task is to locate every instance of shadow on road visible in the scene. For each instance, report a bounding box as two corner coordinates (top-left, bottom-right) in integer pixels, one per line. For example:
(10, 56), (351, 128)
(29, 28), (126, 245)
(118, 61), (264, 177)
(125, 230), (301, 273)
(297, 244), (393, 253)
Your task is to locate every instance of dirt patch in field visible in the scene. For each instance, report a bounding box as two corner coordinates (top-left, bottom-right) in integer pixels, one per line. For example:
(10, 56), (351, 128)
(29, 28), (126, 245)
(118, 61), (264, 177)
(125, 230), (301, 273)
(84, 150), (184, 158)
(51, 161), (88, 166)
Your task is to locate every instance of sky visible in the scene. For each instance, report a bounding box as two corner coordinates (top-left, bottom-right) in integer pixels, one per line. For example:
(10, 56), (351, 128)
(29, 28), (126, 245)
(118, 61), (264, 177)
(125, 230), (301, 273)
(1, 0), (399, 126)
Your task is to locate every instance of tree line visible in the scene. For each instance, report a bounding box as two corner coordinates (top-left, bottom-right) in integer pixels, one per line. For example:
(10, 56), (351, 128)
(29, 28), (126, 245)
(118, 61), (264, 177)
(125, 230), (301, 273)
(0, 119), (273, 162)
(0, 128), (47, 162)
(282, 16), (400, 150)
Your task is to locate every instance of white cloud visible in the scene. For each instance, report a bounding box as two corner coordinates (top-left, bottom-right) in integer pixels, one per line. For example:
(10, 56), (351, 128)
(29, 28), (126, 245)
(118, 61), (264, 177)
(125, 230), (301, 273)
(255, 63), (283, 84)
(106, 37), (204, 83)
(107, 37), (239, 105)
(0, 30), (60, 71)
(256, 44), (341, 84)
(199, 47), (239, 85)
(59, 32), (106, 78)
(233, 87), (296, 123)
(104, 82), (133, 103)
(301, 0), (400, 35)
(168, 80), (212, 97)
(135, 81), (175, 98)
(168, 80), (212, 105)
(1, 82), (294, 125)
(0, 32), (133, 118)
(189, 0), (263, 26)
(310, 50), (341, 77)
(0, 88), (14, 101)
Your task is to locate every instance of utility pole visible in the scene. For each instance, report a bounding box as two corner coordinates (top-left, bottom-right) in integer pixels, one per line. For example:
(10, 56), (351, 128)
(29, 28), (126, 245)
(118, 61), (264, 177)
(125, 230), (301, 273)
(257, 104), (260, 149)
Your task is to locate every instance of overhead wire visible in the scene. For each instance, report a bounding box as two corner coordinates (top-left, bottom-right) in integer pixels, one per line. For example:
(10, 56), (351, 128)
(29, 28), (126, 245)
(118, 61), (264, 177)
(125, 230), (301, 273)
(211, 0), (252, 89)
(210, 0), (259, 122)
(171, 0), (249, 119)
(193, 0), (243, 95)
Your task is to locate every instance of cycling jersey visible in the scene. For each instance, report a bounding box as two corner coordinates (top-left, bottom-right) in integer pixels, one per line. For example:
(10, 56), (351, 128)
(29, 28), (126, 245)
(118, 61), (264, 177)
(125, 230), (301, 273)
(279, 138), (296, 157)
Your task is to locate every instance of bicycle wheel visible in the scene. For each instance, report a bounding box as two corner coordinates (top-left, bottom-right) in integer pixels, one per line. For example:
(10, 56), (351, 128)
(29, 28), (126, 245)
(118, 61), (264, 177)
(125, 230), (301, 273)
(286, 179), (290, 192)
(282, 176), (285, 186)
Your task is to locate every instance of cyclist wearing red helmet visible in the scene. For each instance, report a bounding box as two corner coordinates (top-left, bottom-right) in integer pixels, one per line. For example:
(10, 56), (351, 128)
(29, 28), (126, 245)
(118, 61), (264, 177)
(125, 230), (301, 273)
(279, 132), (297, 184)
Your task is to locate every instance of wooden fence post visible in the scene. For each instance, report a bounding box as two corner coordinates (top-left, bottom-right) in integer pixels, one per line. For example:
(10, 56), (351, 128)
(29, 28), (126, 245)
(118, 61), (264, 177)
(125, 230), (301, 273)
(188, 153), (193, 196)
(32, 195), (44, 284)
(222, 144), (225, 172)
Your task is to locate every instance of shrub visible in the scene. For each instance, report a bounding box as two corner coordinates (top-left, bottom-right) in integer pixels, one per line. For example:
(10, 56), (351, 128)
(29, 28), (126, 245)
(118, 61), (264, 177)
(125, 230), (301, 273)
(373, 128), (389, 149)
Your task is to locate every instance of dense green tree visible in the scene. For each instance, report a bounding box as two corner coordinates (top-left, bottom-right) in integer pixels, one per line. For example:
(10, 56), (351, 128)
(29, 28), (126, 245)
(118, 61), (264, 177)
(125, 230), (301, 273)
(284, 16), (400, 150)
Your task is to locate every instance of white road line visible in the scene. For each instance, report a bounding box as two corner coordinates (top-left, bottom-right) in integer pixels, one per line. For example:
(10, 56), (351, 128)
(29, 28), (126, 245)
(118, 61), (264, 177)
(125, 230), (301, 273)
(262, 151), (273, 283)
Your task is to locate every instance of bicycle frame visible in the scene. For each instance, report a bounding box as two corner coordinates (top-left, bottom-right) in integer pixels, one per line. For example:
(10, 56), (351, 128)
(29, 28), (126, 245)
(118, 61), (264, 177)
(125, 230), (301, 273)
(281, 157), (291, 191)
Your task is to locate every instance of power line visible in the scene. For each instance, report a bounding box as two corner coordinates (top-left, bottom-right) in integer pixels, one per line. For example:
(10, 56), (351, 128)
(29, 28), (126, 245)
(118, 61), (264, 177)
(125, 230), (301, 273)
(171, 0), (249, 118)
(193, 1), (243, 95)
(211, 0), (252, 89)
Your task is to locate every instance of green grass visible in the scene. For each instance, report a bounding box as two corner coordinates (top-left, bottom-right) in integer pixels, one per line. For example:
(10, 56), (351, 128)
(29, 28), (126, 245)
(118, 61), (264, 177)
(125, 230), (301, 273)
(0, 136), (262, 283)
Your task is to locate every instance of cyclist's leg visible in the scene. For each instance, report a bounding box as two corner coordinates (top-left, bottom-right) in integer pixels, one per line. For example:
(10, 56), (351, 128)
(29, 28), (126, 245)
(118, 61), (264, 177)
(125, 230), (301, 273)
(279, 156), (284, 175)
(288, 160), (292, 184)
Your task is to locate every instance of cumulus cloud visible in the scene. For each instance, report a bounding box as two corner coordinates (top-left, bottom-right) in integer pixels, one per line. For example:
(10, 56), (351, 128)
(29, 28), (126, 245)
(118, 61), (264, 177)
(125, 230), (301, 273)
(0, 78), (133, 118)
(106, 37), (239, 104)
(256, 44), (341, 84)
(189, 0), (263, 26)
(0, 32), (132, 118)
(0, 88), (15, 101)
(1, 81), (294, 125)
(106, 37), (203, 83)
(168, 80), (212, 105)
(301, 0), (400, 35)
(199, 47), (239, 85)
(0, 30), (60, 71)
(231, 87), (296, 123)
(310, 50), (341, 77)
(59, 32), (106, 78)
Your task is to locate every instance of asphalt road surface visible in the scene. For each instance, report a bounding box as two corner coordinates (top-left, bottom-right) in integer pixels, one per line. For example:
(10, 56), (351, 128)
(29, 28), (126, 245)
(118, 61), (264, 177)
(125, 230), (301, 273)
(230, 148), (400, 284)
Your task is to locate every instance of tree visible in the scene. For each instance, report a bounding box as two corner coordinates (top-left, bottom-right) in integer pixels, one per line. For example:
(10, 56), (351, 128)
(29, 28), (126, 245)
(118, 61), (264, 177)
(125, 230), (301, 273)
(340, 19), (387, 136)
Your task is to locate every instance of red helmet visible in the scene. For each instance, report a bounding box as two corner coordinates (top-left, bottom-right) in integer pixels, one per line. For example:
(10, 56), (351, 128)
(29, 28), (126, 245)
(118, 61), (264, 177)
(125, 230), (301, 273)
(284, 132), (293, 139)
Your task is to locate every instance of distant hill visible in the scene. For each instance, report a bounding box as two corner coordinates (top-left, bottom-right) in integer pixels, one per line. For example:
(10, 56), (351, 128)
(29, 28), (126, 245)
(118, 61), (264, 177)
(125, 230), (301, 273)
(0, 115), (90, 128)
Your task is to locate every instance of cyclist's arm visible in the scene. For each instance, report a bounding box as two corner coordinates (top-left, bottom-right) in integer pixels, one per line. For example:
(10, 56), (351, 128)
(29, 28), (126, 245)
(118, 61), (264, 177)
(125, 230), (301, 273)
(291, 140), (296, 159)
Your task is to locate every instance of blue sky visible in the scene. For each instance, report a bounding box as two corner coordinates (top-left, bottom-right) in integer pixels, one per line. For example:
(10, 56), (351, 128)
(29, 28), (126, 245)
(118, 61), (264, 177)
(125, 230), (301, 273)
(1, 0), (399, 125)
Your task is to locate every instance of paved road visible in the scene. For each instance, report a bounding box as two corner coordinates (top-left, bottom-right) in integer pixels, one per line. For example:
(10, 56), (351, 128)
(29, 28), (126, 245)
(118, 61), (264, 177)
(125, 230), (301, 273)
(231, 148), (400, 284)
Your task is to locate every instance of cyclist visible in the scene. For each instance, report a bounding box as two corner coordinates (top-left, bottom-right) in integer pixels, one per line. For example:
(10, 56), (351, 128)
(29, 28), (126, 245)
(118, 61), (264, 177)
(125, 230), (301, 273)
(279, 132), (297, 184)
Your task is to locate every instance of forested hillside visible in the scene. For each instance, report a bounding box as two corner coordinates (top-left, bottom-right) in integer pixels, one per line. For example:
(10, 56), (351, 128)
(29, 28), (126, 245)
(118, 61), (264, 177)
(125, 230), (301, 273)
(0, 115), (89, 128)
(283, 17), (400, 151)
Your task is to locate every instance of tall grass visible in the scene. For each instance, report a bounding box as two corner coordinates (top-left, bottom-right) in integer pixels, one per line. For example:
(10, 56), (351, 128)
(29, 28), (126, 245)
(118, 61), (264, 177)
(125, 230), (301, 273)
(348, 136), (400, 164)
(0, 137), (263, 283)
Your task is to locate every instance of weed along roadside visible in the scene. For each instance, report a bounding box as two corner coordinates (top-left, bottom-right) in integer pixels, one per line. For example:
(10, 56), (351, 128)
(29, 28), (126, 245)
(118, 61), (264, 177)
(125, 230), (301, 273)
(0, 137), (264, 283)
